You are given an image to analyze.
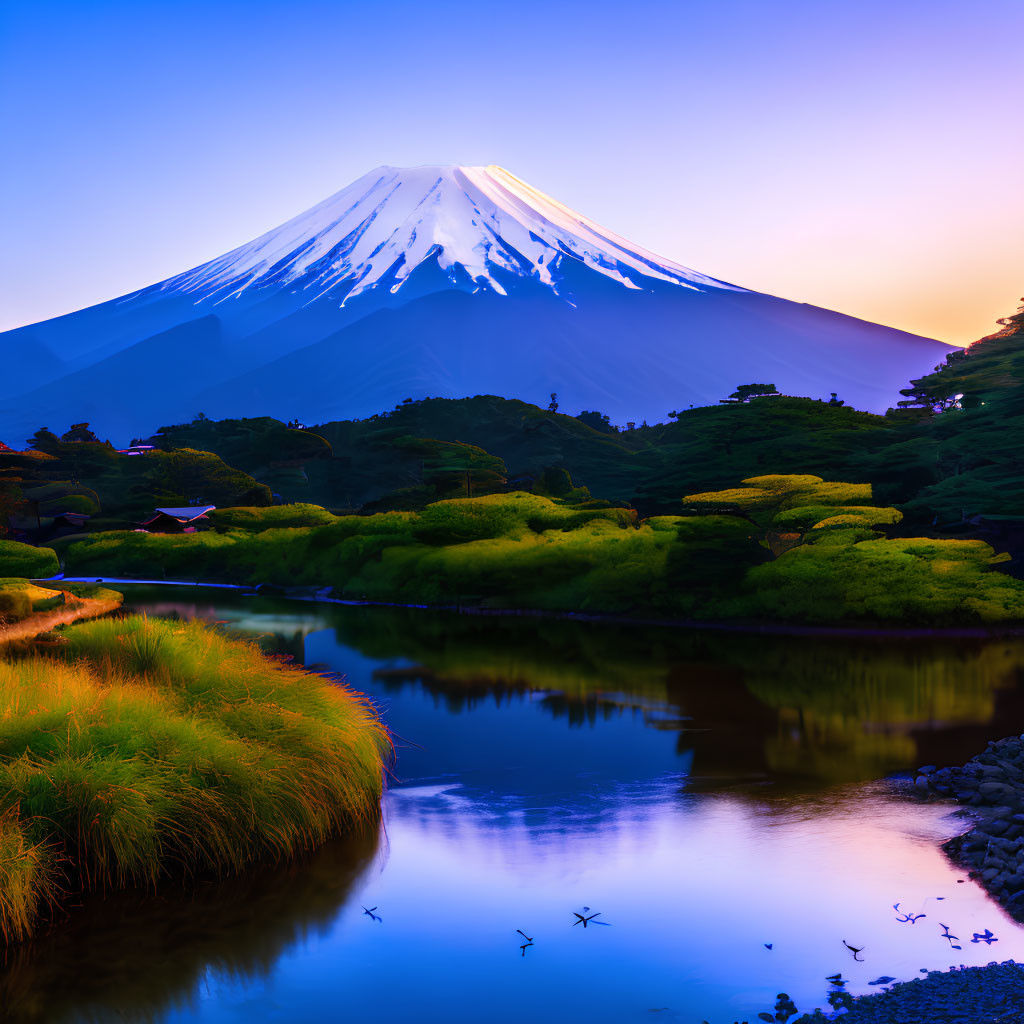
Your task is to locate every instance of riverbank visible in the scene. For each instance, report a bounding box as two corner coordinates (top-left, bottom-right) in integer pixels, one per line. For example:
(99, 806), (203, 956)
(0, 614), (390, 943)
(919, 734), (1024, 920)
(0, 584), (123, 644)
(57, 575), (1024, 640)
(793, 960), (1024, 1022)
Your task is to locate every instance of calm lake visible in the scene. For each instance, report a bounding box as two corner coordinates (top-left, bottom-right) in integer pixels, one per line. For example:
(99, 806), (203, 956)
(7, 588), (1024, 1023)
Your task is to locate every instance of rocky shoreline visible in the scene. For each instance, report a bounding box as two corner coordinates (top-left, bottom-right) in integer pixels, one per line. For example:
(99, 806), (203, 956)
(918, 734), (1024, 919)
(793, 960), (1024, 1022)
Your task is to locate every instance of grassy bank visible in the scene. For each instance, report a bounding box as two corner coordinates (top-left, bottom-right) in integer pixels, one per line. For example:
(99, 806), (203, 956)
(0, 581), (124, 648)
(0, 615), (389, 943)
(0, 580), (64, 623)
(57, 480), (1024, 626)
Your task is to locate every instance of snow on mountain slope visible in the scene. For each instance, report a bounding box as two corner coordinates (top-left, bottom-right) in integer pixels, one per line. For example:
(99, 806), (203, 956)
(0, 163), (954, 444)
(162, 165), (742, 304)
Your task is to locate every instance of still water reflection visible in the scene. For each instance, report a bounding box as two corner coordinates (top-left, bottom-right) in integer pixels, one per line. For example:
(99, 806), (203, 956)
(6, 590), (1024, 1023)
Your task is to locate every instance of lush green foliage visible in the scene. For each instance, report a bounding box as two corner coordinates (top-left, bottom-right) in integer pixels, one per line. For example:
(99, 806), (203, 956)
(681, 475), (1024, 624)
(144, 448), (272, 509)
(683, 474), (874, 526)
(60, 493), (757, 615)
(726, 530), (1024, 624)
(0, 435), (271, 533)
(0, 541), (58, 580)
(209, 504), (339, 532)
(0, 615), (389, 943)
(875, 303), (1024, 521)
(65, 479), (1024, 624)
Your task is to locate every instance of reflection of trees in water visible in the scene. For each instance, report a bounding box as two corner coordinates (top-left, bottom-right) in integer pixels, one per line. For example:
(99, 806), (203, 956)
(326, 606), (1024, 785)
(0, 825), (380, 1024)
(123, 596), (1024, 783)
(374, 665), (676, 729)
(740, 639), (1024, 782)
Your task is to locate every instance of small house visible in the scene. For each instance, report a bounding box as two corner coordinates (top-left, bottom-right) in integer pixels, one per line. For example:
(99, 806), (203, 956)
(139, 505), (216, 533)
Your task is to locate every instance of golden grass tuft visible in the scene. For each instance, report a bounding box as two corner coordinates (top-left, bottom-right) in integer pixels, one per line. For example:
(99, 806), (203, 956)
(0, 615), (390, 943)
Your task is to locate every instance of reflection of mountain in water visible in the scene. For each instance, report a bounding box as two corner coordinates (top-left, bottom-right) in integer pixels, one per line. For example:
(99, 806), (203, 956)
(0, 827), (379, 1024)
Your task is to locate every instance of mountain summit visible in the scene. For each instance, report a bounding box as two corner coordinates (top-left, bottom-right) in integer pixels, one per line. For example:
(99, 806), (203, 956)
(166, 164), (738, 302)
(0, 164), (950, 442)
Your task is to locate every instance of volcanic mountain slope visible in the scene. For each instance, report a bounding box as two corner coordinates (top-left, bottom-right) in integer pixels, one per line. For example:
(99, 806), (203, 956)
(0, 164), (952, 443)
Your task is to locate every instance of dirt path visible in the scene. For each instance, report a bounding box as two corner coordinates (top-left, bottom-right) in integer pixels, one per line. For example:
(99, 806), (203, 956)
(0, 595), (122, 644)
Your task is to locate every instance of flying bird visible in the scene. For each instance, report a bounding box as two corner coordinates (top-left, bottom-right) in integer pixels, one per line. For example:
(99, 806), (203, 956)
(573, 911), (609, 928)
(971, 929), (998, 945)
(939, 923), (961, 950)
(842, 940), (865, 962)
(519, 942), (533, 957)
(362, 906), (381, 923)
(517, 929), (533, 943)
(764, 943), (773, 950)
(893, 903), (926, 924)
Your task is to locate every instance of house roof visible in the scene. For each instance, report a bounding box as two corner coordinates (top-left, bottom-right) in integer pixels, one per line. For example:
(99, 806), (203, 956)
(143, 505), (216, 524)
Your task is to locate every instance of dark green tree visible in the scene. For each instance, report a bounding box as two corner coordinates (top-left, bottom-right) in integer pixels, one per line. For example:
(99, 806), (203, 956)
(575, 410), (616, 433)
(725, 383), (780, 403)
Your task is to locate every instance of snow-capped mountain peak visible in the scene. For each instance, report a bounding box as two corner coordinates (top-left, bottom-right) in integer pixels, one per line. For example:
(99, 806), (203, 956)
(0, 160), (952, 445)
(163, 164), (742, 305)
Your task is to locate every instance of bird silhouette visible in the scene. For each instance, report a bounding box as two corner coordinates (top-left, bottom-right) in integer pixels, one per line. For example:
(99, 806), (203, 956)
(764, 943), (773, 950)
(517, 929), (533, 943)
(893, 903), (926, 924)
(939, 923), (961, 950)
(362, 906), (381, 923)
(971, 928), (998, 945)
(573, 911), (608, 928)
(842, 940), (865, 962)
(519, 941), (533, 957)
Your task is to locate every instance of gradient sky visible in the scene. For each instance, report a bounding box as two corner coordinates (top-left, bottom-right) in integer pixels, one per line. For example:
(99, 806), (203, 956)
(2, 0), (1022, 344)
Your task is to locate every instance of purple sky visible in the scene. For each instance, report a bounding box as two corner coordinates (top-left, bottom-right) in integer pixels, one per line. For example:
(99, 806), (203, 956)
(2, 0), (1022, 344)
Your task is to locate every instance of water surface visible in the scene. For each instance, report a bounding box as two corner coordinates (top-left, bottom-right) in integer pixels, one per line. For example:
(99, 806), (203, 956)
(7, 590), (1024, 1023)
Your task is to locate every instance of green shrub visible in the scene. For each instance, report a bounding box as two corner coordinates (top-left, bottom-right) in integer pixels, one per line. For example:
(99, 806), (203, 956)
(0, 541), (59, 580)
(209, 504), (338, 532)
(39, 493), (100, 516)
(684, 475), (874, 526)
(772, 504), (903, 531)
(727, 533), (1024, 624)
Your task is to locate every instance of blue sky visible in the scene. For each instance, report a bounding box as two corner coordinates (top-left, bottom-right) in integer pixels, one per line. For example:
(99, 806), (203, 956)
(2, 0), (1022, 343)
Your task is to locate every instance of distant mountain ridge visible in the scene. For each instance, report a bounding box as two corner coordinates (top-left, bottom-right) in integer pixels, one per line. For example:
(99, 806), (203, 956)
(0, 164), (952, 444)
